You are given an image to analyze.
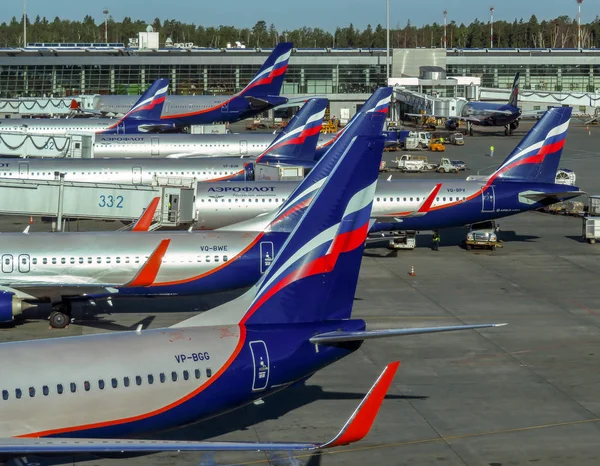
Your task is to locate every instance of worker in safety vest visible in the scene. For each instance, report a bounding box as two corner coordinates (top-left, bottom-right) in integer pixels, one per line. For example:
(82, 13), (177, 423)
(432, 230), (441, 251)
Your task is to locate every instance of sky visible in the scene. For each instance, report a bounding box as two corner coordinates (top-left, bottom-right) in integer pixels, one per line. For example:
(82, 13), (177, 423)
(3, 0), (599, 32)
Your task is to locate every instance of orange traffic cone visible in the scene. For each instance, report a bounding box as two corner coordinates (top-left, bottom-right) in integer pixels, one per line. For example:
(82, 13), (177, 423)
(409, 265), (415, 276)
(29, 216), (33, 225)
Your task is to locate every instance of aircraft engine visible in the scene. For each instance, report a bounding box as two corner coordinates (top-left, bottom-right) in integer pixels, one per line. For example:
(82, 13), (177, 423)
(0, 291), (31, 322)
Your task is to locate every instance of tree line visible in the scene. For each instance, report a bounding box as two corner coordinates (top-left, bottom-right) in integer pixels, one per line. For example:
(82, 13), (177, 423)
(0, 14), (599, 49)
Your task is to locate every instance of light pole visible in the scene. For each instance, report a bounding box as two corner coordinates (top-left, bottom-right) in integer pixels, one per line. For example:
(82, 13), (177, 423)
(443, 10), (447, 49)
(577, 0), (583, 49)
(386, 0), (390, 82)
(490, 6), (494, 49)
(103, 9), (109, 43)
(23, 0), (26, 47)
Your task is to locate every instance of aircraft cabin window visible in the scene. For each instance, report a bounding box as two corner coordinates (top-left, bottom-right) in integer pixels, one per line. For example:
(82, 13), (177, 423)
(84, 381), (90, 392)
(183, 370), (189, 381)
(61, 258), (66, 265)
(29, 387), (35, 397)
(205, 256), (210, 263)
(111, 378), (118, 389)
(32, 258), (37, 265)
(57, 384), (63, 394)
(98, 379), (105, 390)
(51, 258), (57, 265)
(43, 385), (49, 396)
(159, 373), (166, 383)
(97, 257), (102, 264)
(195, 369), (201, 379)
(136, 375), (142, 386)
(70, 258), (75, 264)
(223, 255), (229, 262)
(206, 368), (212, 378)
(436, 197), (440, 201)
(171, 371), (178, 382)
(377, 197), (380, 202)
(87, 258), (92, 264)
(443, 197), (446, 201)
(417, 198), (420, 202)
(106, 257), (111, 264)
(1, 390), (7, 400)
(403, 197), (407, 202)
(124, 377), (130, 387)
(70, 383), (76, 393)
(15, 388), (22, 399)
(214, 255), (220, 263)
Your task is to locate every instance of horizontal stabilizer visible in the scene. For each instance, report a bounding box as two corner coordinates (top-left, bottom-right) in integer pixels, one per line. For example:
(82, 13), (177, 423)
(310, 323), (507, 344)
(244, 95), (271, 109)
(5, 362), (398, 453)
(137, 123), (178, 133)
(522, 191), (585, 202)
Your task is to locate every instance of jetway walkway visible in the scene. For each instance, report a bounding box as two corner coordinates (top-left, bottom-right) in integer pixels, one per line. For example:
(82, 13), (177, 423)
(0, 133), (93, 158)
(0, 96), (96, 116)
(0, 179), (194, 231)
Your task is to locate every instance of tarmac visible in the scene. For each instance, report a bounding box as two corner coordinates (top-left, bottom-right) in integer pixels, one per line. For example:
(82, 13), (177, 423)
(2, 119), (600, 465)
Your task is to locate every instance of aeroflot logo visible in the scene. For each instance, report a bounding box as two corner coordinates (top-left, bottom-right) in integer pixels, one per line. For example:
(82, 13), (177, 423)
(208, 186), (275, 192)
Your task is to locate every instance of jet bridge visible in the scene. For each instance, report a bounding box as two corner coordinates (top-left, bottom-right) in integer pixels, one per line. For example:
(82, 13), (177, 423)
(0, 178), (194, 230)
(0, 96), (95, 116)
(0, 132), (93, 158)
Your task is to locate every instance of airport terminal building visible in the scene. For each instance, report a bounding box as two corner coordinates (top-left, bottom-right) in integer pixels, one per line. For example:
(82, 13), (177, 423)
(1, 42), (600, 115)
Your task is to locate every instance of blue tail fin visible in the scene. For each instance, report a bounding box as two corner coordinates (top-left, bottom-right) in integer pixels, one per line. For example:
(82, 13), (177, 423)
(120, 78), (170, 121)
(267, 87), (393, 232)
(315, 87), (391, 159)
(255, 98), (327, 164)
(244, 111), (386, 325)
(239, 43), (292, 97)
(507, 72), (520, 108)
(489, 106), (571, 184)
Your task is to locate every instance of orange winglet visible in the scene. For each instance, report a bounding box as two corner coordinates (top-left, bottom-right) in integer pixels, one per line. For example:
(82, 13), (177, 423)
(124, 239), (170, 287)
(322, 361), (400, 448)
(418, 183), (443, 213)
(131, 197), (160, 232)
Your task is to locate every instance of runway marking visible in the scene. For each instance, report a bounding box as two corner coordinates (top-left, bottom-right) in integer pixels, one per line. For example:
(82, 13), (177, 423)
(233, 417), (600, 465)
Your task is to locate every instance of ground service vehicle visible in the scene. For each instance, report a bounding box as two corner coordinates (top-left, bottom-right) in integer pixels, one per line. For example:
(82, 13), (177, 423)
(465, 221), (500, 250)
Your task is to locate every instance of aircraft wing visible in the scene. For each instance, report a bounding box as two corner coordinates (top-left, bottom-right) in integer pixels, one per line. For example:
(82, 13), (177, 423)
(0, 362), (398, 456)
(2, 239), (171, 301)
(372, 183), (442, 222)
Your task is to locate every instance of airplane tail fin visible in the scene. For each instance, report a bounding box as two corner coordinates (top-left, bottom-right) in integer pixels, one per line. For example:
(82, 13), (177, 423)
(315, 86), (391, 159)
(255, 98), (327, 165)
(507, 72), (519, 108)
(244, 111), (385, 325)
(174, 111), (386, 328)
(239, 43), (292, 97)
(120, 78), (170, 122)
(489, 106), (571, 184)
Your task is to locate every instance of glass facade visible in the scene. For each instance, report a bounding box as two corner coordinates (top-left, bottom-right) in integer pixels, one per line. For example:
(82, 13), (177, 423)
(0, 50), (388, 98)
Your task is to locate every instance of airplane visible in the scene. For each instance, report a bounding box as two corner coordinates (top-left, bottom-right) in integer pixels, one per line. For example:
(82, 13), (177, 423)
(0, 108), (503, 461)
(90, 130), (336, 159)
(93, 43), (294, 129)
(0, 98), (328, 183)
(0, 98), (391, 329)
(0, 79), (173, 136)
(186, 107), (583, 236)
(407, 73), (526, 136)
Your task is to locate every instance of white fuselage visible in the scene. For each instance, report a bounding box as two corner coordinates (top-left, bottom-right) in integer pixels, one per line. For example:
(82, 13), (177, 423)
(0, 118), (115, 135)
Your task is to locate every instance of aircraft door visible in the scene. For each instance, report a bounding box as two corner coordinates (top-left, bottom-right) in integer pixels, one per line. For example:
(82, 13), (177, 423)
(244, 162), (255, 181)
(132, 166), (142, 185)
(259, 241), (274, 273)
(151, 137), (159, 156)
(481, 186), (496, 212)
(239, 140), (248, 155)
(249, 340), (270, 392)
(2, 254), (13, 273)
(18, 163), (29, 178)
(18, 254), (30, 273)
